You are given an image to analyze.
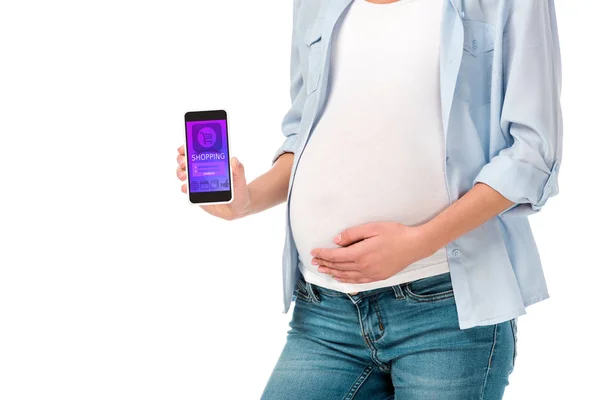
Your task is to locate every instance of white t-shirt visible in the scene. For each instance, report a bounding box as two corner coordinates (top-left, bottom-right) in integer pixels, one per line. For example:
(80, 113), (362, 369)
(289, 0), (450, 294)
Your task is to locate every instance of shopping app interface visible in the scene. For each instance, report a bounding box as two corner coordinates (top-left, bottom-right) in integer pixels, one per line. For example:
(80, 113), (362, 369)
(185, 119), (230, 193)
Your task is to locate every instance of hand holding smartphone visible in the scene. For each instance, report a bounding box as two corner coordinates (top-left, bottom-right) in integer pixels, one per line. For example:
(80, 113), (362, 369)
(184, 110), (234, 205)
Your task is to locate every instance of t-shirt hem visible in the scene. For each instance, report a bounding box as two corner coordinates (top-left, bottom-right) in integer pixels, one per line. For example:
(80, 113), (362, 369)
(299, 260), (451, 294)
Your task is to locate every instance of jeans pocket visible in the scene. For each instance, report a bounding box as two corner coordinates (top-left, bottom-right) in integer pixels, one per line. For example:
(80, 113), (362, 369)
(294, 277), (313, 302)
(404, 272), (455, 302)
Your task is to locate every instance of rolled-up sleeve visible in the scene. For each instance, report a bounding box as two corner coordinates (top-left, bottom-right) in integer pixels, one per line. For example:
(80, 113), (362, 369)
(272, 0), (308, 165)
(473, 0), (563, 217)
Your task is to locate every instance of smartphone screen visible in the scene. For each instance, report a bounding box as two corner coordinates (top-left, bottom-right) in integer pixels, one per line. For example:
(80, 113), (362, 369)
(184, 110), (233, 204)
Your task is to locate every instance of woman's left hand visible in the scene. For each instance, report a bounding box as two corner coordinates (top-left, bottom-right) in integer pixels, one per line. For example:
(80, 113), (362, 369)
(310, 222), (437, 284)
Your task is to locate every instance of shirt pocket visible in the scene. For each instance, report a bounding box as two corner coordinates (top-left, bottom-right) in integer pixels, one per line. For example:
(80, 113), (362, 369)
(455, 20), (496, 109)
(303, 23), (324, 95)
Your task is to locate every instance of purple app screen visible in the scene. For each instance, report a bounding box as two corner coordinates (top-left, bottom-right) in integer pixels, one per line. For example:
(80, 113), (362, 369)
(185, 119), (230, 193)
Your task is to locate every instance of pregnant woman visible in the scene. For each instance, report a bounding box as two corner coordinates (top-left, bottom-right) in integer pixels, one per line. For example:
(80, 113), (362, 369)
(176, 0), (563, 398)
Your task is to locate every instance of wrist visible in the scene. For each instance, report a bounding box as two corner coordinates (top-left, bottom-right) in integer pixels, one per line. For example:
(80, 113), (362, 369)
(414, 220), (448, 257)
(237, 182), (258, 219)
(233, 193), (251, 221)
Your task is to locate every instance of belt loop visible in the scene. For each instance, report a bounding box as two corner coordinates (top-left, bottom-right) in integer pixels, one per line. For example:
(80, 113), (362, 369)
(305, 281), (321, 303)
(392, 284), (405, 300)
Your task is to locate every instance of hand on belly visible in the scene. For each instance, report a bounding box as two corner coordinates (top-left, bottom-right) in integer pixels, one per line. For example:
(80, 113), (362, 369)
(309, 221), (437, 285)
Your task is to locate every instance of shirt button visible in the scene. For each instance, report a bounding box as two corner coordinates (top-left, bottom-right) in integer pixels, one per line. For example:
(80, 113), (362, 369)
(472, 40), (478, 50)
(452, 249), (460, 257)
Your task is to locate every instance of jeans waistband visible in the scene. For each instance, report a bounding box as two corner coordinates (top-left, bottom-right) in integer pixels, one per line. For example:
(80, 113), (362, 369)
(298, 273), (408, 302)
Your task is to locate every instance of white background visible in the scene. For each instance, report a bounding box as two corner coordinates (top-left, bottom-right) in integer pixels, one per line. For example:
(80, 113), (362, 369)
(0, 1), (597, 399)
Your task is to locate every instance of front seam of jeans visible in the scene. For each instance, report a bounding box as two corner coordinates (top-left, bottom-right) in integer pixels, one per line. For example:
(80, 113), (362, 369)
(343, 364), (375, 400)
(353, 301), (390, 373)
(371, 295), (386, 341)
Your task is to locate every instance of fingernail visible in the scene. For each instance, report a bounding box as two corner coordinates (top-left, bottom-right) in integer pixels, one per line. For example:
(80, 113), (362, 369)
(334, 234), (342, 244)
(311, 259), (318, 265)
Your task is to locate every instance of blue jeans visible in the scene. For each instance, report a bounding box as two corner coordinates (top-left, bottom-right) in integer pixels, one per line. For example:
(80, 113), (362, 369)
(261, 272), (517, 399)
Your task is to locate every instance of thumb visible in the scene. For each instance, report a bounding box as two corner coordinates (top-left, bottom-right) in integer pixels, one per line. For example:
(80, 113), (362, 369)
(335, 223), (379, 246)
(231, 157), (247, 184)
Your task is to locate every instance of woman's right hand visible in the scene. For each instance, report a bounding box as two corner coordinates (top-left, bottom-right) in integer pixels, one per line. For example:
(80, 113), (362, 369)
(176, 145), (253, 221)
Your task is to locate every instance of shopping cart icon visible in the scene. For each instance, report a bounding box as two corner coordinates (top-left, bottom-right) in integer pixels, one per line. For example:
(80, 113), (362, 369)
(201, 132), (214, 147)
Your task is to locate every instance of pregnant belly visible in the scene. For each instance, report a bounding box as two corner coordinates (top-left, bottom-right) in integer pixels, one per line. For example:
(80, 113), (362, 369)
(289, 127), (451, 284)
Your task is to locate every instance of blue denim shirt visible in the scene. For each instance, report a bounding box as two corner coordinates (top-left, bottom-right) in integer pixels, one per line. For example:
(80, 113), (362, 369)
(272, 0), (563, 329)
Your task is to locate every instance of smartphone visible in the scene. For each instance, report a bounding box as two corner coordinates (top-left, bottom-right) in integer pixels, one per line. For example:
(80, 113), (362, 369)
(184, 109), (233, 205)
